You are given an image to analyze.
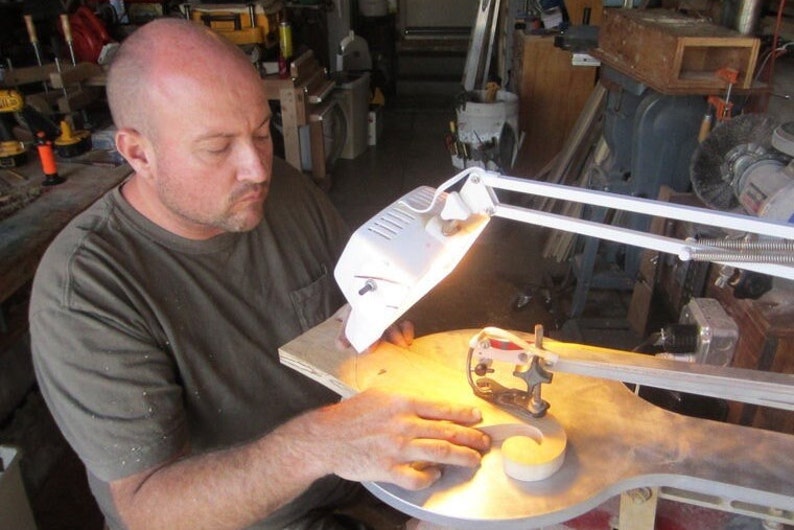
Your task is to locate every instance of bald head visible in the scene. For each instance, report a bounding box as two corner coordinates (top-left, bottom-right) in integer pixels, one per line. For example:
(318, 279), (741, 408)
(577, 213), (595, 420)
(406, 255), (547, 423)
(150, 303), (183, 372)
(106, 18), (257, 136)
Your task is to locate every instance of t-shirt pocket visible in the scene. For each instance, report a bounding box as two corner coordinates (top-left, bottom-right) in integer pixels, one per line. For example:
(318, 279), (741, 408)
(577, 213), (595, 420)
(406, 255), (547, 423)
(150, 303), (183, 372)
(289, 264), (335, 332)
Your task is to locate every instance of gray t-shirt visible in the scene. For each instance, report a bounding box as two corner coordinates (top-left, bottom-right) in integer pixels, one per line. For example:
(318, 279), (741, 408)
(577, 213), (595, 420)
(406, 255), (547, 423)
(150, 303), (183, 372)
(30, 157), (353, 528)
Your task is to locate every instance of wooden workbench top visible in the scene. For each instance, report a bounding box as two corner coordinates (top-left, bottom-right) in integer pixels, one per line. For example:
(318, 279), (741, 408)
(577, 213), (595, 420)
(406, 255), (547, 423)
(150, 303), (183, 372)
(0, 161), (131, 304)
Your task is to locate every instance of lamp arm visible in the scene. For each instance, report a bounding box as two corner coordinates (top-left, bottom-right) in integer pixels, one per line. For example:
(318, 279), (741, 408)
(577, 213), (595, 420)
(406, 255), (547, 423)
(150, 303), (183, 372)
(494, 203), (794, 280)
(442, 168), (794, 281)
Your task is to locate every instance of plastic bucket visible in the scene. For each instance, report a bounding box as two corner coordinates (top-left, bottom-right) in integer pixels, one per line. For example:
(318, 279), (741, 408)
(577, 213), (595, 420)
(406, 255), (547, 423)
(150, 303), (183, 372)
(453, 90), (520, 170)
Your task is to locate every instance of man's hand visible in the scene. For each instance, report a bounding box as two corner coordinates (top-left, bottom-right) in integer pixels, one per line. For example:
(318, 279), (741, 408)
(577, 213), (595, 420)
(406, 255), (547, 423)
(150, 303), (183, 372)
(333, 304), (415, 351)
(282, 388), (491, 491)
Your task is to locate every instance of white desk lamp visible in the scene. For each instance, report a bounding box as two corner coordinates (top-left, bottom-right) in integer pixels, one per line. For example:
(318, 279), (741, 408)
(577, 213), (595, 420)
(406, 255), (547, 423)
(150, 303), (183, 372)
(333, 167), (794, 414)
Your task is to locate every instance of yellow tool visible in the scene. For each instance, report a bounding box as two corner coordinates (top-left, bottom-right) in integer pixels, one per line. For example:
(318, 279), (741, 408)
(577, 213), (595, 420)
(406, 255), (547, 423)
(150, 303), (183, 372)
(0, 90), (24, 112)
(0, 90), (28, 168)
(0, 140), (26, 168)
(186, 3), (278, 46)
(55, 120), (92, 158)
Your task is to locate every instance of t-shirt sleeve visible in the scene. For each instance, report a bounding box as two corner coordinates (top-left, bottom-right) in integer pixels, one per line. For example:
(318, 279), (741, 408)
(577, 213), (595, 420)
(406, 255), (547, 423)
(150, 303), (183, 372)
(30, 293), (187, 482)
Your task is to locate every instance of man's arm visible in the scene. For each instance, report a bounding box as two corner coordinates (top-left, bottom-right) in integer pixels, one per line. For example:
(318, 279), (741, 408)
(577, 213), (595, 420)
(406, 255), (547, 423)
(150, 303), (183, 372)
(111, 388), (490, 530)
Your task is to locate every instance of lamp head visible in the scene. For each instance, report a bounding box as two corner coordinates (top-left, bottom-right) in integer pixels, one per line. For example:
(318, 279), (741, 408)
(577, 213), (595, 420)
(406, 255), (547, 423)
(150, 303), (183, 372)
(334, 185), (490, 352)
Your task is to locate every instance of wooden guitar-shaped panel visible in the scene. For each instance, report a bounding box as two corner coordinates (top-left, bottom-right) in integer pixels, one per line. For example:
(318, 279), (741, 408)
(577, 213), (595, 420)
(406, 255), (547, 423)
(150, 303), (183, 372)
(280, 317), (794, 529)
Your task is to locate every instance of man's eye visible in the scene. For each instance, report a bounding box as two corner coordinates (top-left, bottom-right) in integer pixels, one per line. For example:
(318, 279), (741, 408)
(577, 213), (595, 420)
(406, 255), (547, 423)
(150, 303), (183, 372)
(254, 133), (271, 142)
(205, 144), (230, 154)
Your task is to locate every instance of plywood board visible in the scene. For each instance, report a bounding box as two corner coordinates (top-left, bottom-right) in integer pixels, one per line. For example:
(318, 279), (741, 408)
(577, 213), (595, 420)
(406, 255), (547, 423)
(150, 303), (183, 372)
(280, 319), (794, 529)
(512, 34), (597, 178)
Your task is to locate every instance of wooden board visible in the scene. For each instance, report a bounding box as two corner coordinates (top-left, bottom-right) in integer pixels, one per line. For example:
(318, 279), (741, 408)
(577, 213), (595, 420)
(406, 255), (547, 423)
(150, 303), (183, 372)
(565, 0), (604, 26)
(280, 318), (794, 529)
(595, 8), (760, 95)
(512, 34), (597, 179)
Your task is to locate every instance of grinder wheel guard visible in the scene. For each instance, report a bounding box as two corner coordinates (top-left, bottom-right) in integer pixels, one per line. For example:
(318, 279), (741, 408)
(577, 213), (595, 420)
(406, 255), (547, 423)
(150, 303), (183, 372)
(690, 113), (781, 211)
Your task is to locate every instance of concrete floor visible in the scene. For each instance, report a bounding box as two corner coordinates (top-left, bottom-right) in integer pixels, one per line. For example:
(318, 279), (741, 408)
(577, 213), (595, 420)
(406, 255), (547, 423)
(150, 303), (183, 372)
(4, 70), (794, 529)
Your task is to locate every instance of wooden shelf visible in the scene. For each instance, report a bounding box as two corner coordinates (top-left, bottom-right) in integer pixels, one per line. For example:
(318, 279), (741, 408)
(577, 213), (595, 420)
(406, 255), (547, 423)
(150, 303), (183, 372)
(597, 8), (760, 95)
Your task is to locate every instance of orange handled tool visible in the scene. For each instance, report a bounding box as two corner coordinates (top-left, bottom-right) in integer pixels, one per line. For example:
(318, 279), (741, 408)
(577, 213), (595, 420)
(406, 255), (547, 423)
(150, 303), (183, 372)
(36, 131), (65, 186)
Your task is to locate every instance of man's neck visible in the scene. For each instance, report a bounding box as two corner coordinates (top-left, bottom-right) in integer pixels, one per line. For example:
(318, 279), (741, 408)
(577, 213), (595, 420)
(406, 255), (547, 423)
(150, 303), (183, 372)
(120, 175), (222, 240)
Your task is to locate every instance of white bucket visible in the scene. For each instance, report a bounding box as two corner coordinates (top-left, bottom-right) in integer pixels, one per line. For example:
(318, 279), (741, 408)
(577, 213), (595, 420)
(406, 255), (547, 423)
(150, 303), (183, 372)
(456, 90), (519, 145)
(453, 90), (520, 170)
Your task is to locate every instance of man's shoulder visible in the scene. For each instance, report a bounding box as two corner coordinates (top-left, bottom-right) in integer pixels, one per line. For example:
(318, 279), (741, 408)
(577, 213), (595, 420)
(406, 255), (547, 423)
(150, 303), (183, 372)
(34, 188), (127, 285)
(46, 188), (121, 253)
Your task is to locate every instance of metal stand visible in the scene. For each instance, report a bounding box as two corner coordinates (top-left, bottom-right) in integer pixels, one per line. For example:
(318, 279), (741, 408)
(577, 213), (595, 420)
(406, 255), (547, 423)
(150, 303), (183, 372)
(567, 66), (708, 317)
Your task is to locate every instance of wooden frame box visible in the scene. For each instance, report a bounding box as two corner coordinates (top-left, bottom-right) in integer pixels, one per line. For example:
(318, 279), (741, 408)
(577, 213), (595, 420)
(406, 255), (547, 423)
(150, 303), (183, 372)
(594, 9), (760, 95)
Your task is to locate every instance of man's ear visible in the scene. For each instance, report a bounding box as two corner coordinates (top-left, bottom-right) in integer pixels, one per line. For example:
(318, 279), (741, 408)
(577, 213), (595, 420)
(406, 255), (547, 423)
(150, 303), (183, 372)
(115, 128), (154, 177)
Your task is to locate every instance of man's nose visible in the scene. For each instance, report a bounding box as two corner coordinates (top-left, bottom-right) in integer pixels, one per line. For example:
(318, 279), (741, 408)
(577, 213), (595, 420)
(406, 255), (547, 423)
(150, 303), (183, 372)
(237, 142), (270, 183)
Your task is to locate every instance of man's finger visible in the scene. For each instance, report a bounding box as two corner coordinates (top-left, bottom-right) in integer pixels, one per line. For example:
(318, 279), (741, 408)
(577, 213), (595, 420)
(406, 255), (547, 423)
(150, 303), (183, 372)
(403, 438), (485, 468)
(409, 398), (484, 426)
(383, 326), (408, 348)
(409, 419), (491, 452)
(382, 319), (415, 348)
(399, 320), (415, 345)
(334, 304), (353, 350)
(390, 463), (443, 491)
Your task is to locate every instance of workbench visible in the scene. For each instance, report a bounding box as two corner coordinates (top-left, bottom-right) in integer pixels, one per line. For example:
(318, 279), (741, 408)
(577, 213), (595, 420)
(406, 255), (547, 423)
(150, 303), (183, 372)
(0, 161), (131, 306)
(280, 318), (794, 529)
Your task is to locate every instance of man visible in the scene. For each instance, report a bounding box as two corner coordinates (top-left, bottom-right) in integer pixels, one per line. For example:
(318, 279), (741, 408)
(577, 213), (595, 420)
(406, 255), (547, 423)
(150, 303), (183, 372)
(29, 18), (489, 530)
